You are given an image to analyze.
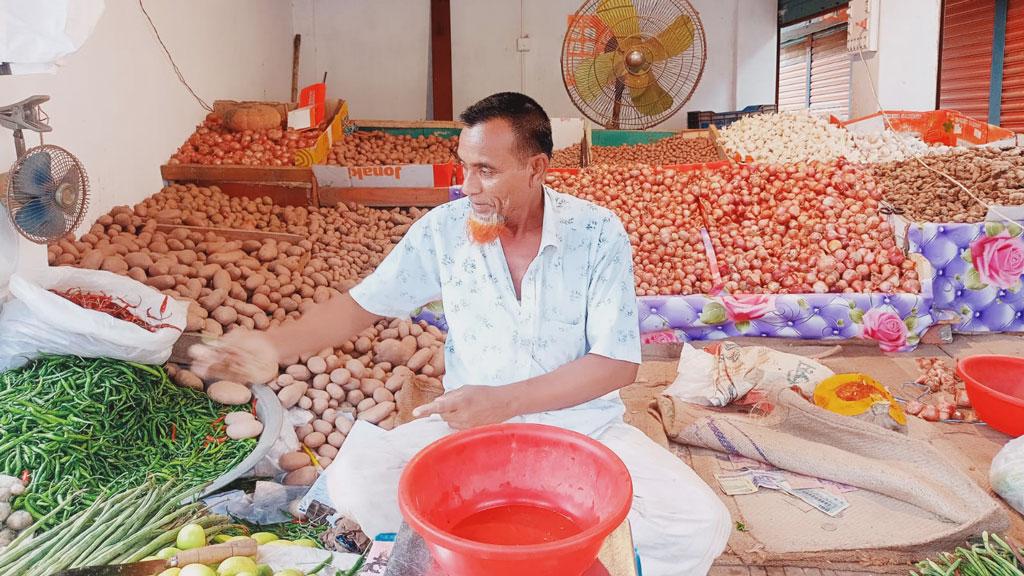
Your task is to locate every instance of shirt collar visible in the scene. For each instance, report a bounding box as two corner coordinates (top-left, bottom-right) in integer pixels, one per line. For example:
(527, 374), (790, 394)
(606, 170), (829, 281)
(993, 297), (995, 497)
(540, 185), (563, 252)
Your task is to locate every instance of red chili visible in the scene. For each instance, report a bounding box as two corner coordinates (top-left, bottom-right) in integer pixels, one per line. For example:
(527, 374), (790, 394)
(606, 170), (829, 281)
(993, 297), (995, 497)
(51, 288), (181, 333)
(21, 470), (30, 485)
(170, 423), (177, 442)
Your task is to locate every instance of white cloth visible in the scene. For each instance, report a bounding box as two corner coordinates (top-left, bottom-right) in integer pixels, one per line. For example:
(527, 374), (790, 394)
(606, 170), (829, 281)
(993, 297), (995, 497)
(350, 187), (642, 436)
(327, 416), (731, 576)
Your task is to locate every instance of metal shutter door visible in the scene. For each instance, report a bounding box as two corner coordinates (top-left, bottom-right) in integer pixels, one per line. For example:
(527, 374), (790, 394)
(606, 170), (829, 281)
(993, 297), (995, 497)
(779, 39), (810, 111)
(939, 0), (995, 120)
(808, 27), (851, 119)
(1001, 0), (1024, 131)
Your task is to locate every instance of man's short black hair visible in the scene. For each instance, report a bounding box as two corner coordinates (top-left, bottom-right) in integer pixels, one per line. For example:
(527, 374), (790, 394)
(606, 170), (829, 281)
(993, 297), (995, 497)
(459, 92), (553, 159)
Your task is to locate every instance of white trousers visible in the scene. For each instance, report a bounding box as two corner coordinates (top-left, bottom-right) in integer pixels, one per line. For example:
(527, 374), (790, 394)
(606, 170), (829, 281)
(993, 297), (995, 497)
(326, 416), (731, 576)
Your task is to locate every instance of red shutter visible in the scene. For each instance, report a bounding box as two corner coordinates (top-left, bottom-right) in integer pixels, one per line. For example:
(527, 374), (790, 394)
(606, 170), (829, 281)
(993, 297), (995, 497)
(1001, 0), (1024, 131)
(939, 0), (995, 121)
(808, 27), (851, 120)
(779, 39), (810, 111)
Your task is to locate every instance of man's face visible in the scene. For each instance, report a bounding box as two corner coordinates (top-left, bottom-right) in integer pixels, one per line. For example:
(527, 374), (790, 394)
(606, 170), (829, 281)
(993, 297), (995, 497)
(456, 119), (545, 244)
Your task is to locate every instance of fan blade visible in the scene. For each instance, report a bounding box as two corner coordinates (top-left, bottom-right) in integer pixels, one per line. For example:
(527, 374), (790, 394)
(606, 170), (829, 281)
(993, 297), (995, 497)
(623, 70), (654, 93)
(574, 51), (622, 103)
(644, 14), (696, 61)
(11, 152), (54, 206)
(630, 73), (674, 117)
(596, 0), (640, 45)
(14, 197), (65, 240)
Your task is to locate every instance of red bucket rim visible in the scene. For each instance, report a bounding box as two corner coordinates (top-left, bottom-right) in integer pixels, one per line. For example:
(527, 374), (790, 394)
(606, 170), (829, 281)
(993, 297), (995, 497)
(956, 355), (1024, 408)
(398, 422), (633, 558)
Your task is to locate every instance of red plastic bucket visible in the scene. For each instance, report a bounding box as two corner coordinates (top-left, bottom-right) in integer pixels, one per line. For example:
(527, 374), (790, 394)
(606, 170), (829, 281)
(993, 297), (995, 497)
(956, 355), (1024, 437)
(398, 423), (632, 576)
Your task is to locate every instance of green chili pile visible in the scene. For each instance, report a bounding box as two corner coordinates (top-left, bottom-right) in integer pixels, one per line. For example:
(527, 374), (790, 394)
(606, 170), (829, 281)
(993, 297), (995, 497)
(0, 356), (256, 526)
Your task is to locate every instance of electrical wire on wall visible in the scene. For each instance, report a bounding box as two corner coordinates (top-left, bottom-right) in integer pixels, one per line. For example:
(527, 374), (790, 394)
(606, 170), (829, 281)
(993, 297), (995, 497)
(853, 45), (1015, 225)
(138, 0), (213, 112)
(520, 0), (527, 93)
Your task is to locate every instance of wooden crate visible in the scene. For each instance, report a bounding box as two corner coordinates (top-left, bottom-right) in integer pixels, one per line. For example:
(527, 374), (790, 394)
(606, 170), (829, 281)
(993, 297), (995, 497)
(154, 223), (304, 244)
(584, 125), (728, 166)
(159, 99), (349, 207)
(316, 118), (462, 208)
(160, 164), (318, 207)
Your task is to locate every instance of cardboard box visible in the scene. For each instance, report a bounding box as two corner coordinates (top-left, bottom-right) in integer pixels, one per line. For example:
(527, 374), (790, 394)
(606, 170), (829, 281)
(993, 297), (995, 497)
(315, 119), (461, 207)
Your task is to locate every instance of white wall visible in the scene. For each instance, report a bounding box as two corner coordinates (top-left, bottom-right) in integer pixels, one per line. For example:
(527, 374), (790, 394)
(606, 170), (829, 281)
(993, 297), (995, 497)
(291, 0), (432, 121)
(0, 1), (294, 230)
(297, 0), (778, 131)
(850, 0), (941, 119)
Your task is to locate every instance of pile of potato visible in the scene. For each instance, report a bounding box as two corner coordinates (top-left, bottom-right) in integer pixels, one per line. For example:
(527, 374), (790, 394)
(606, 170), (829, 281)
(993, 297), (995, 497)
(327, 130), (458, 166)
(874, 148), (1024, 222)
(136, 184), (295, 231)
(165, 365), (265, 439)
(273, 318), (446, 485)
(591, 134), (720, 166)
(49, 185), (426, 336)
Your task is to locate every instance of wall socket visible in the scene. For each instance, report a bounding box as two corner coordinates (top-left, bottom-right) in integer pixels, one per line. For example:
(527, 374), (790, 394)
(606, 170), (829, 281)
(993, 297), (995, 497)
(516, 36), (531, 52)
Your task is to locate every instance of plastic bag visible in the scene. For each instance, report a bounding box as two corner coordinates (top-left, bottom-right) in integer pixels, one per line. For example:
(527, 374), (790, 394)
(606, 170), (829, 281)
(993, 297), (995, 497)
(0, 268), (186, 372)
(664, 341), (834, 407)
(991, 435), (1024, 514)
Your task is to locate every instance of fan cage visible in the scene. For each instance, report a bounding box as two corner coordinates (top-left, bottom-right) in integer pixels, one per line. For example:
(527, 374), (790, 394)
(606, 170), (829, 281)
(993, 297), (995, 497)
(562, 0), (708, 130)
(5, 144), (90, 244)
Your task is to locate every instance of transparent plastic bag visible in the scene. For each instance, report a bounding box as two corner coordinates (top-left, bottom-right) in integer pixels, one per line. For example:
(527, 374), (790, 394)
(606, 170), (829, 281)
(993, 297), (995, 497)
(990, 435), (1024, 514)
(0, 268), (185, 371)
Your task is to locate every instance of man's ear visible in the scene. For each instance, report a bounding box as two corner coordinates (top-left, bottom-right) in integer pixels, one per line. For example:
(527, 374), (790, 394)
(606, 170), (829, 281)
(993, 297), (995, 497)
(528, 153), (549, 189)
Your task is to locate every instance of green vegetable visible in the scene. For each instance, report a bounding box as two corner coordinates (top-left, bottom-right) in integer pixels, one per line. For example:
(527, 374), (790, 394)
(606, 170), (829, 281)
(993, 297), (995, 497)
(0, 480), (234, 576)
(912, 532), (1024, 576)
(0, 356), (256, 526)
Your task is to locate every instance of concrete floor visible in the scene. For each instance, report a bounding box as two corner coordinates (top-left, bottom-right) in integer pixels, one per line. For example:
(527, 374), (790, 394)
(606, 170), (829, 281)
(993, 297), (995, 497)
(633, 334), (1024, 575)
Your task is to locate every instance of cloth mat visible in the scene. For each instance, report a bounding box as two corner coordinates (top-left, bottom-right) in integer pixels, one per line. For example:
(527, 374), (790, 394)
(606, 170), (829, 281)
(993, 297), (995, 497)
(655, 390), (1010, 568)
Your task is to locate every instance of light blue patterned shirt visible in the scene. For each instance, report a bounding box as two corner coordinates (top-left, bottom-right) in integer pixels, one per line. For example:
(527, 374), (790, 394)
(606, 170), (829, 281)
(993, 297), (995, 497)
(349, 186), (641, 434)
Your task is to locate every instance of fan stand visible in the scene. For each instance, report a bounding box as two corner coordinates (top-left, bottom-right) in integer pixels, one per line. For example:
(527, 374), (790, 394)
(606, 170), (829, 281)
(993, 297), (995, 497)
(0, 95), (52, 158)
(610, 80), (625, 130)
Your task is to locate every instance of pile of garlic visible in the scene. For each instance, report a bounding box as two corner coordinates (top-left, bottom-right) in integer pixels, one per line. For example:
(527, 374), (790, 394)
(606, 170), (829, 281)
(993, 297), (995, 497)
(848, 130), (962, 163)
(718, 110), (964, 165)
(718, 110), (859, 164)
(0, 475), (32, 550)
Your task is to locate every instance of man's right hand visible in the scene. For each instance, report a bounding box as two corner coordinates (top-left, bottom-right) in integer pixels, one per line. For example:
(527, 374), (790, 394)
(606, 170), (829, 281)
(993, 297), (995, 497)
(189, 329), (279, 386)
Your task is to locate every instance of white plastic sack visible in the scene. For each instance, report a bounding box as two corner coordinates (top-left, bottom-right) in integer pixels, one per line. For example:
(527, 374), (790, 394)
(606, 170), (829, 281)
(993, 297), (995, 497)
(664, 341), (833, 407)
(991, 435), (1024, 514)
(0, 267), (186, 372)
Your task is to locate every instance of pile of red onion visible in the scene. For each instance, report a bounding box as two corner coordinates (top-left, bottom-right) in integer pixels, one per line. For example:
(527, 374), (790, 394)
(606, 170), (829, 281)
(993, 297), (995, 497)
(168, 116), (321, 166)
(545, 159), (920, 296)
(704, 159), (920, 294)
(546, 165), (715, 296)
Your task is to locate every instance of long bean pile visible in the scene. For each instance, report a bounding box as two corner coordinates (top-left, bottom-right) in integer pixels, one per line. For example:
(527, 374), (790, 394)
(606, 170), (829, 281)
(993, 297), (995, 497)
(0, 480), (233, 576)
(913, 532), (1024, 576)
(0, 356), (256, 526)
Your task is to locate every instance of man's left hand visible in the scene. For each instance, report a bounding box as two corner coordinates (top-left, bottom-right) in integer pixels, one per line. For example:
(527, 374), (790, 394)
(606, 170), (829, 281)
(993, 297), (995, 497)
(411, 385), (515, 429)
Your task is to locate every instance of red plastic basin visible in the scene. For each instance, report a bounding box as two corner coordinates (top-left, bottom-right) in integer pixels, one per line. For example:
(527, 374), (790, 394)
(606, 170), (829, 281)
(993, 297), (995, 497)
(956, 355), (1024, 437)
(398, 423), (633, 576)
